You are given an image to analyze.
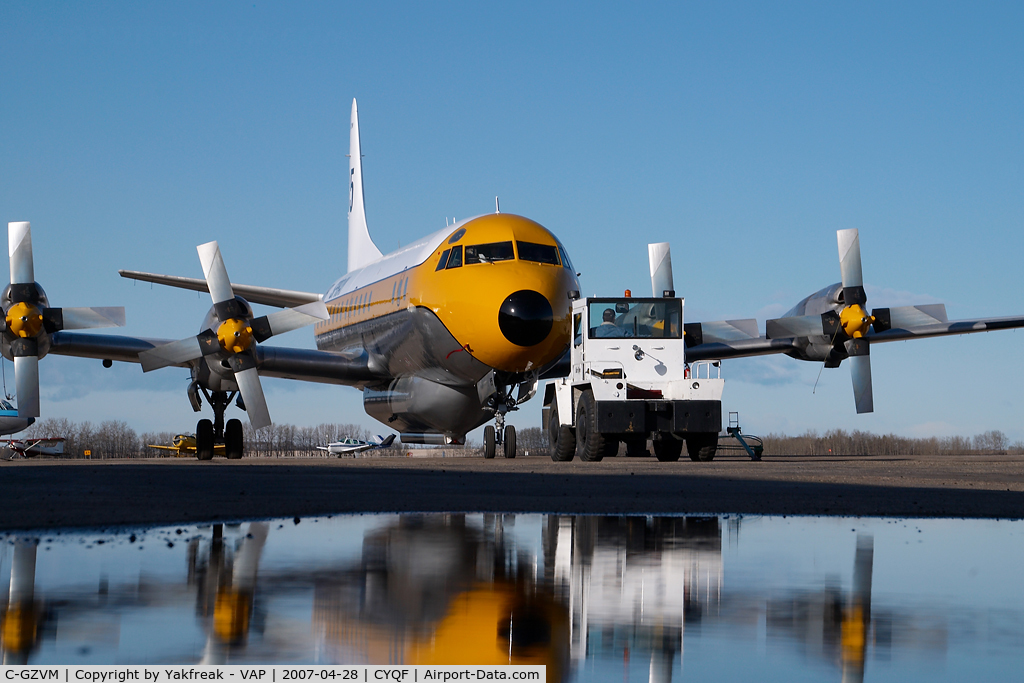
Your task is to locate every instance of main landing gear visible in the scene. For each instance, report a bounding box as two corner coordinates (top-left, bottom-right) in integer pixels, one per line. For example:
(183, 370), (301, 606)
(192, 387), (245, 461)
(483, 411), (517, 459)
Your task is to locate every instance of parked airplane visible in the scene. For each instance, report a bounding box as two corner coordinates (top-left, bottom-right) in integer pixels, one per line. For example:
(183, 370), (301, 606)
(2, 437), (64, 459)
(317, 433), (396, 456)
(147, 433), (225, 457)
(10, 100), (1024, 461)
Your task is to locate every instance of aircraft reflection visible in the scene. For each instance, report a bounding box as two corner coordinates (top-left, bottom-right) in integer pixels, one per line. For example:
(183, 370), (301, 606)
(0, 514), (1006, 679)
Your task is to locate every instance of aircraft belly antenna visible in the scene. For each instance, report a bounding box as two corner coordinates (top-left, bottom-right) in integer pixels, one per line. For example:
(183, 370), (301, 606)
(347, 99), (383, 273)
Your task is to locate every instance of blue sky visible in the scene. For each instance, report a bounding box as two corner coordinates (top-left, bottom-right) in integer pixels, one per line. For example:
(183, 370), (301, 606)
(1, 2), (1022, 442)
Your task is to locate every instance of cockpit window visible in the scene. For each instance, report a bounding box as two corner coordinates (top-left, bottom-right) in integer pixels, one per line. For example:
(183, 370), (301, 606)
(587, 298), (682, 339)
(445, 245), (463, 269)
(0, 400), (12, 411)
(517, 241), (560, 265)
(465, 242), (514, 264)
(436, 248), (451, 271)
(557, 244), (575, 272)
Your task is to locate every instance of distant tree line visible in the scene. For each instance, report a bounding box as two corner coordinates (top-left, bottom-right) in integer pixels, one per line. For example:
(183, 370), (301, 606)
(9, 420), (1022, 459)
(760, 429), (1020, 457)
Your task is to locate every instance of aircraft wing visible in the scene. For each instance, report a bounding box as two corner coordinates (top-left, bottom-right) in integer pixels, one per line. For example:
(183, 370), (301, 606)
(49, 332), (386, 386)
(119, 270), (322, 309)
(146, 444), (186, 452)
(866, 313), (1024, 344)
(683, 318), (799, 362)
(683, 312), (1024, 362)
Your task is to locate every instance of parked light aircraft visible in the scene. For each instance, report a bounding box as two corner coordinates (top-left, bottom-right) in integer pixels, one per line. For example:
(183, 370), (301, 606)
(8, 99), (1024, 461)
(147, 433), (226, 457)
(317, 433), (396, 456)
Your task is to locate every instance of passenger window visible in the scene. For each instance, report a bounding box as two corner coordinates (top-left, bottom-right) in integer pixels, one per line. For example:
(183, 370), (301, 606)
(517, 241), (560, 265)
(446, 245), (463, 269)
(465, 242), (514, 264)
(436, 248), (451, 271)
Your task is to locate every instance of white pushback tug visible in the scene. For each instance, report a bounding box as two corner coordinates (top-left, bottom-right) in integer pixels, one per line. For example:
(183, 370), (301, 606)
(542, 243), (725, 462)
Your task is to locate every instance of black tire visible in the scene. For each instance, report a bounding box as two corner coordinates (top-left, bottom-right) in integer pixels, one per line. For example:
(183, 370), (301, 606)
(686, 432), (718, 462)
(225, 418), (244, 459)
(653, 438), (682, 462)
(503, 425), (517, 459)
(196, 419), (215, 461)
(548, 401), (576, 462)
(483, 425), (496, 459)
(575, 390), (616, 462)
(625, 438), (649, 457)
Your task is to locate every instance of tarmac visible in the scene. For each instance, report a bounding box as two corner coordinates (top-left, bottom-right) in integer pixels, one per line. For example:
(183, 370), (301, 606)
(1, 452), (1023, 530)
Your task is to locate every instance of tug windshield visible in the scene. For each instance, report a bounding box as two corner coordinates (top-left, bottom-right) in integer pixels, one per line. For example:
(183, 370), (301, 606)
(588, 298), (681, 339)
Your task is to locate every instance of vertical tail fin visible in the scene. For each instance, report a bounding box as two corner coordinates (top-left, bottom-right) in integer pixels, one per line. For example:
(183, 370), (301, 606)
(348, 99), (383, 273)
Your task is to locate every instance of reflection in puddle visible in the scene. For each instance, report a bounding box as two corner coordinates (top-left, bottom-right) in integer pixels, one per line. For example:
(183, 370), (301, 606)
(1, 514), (1022, 681)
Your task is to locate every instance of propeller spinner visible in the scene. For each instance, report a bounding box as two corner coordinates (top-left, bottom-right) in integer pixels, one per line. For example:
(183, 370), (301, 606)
(3, 222), (126, 417)
(138, 241), (328, 429)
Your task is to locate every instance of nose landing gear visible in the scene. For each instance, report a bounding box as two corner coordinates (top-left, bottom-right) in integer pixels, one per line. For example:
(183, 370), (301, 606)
(483, 411), (517, 459)
(192, 387), (246, 461)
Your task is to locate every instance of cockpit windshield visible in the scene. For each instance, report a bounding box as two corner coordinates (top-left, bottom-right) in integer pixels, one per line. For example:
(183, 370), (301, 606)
(517, 241), (560, 265)
(588, 298), (682, 339)
(0, 400), (13, 411)
(465, 242), (514, 264)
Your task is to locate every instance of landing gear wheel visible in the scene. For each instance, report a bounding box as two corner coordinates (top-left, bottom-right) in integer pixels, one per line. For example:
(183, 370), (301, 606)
(503, 425), (517, 459)
(686, 433), (718, 462)
(225, 419), (243, 459)
(483, 425), (496, 459)
(548, 402), (575, 462)
(196, 419), (215, 461)
(653, 438), (682, 462)
(575, 390), (616, 462)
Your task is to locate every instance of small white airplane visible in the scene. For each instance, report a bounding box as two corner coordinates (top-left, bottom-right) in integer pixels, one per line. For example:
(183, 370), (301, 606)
(317, 433), (396, 456)
(3, 436), (64, 459)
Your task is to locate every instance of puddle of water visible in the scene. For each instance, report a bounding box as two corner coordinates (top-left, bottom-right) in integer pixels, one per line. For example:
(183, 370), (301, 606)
(1, 514), (1022, 682)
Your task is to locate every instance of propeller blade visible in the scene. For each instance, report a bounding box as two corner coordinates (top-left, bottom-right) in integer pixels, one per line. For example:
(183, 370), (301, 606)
(14, 355), (40, 417)
(197, 241), (235, 305)
(52, 306), (127, 330)
(8, 222), (34, 286)
(837, 228), (866, 305)
(251, 301), (329, 342)
(139, 336), (204, 372)
(648, 242), (674, 297)
(233, 365), (271, 429)
(850, 353), (873, 414)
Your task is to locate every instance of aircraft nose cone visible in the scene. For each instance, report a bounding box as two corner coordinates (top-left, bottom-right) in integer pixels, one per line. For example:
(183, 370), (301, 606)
(498, 290), (553, 347)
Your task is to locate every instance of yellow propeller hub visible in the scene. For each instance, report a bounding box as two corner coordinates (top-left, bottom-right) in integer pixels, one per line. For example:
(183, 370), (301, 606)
(217, 318), (253, 354)
(840, 304), (874, 339)
(5, 302), (43, 338)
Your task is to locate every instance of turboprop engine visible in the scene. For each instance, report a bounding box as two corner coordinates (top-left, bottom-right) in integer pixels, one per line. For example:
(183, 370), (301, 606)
(765, 229), (947, 414)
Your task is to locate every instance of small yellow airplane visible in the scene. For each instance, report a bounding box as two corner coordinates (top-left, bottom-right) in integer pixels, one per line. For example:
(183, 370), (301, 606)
(147, 433), (225, 457)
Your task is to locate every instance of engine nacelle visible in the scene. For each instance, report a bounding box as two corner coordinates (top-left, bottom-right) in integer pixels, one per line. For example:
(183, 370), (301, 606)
(780, 283), (847, 364)
(364, 376), (491, 440)
(188, 295), (257, 392)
